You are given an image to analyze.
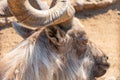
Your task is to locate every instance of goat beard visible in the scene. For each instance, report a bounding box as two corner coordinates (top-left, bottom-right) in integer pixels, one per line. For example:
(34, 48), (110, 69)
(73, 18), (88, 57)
(0, 39), (97, 80)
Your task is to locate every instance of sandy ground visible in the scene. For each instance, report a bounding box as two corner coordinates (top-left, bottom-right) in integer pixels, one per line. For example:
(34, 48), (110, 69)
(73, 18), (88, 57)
(0, 2), (120, 80)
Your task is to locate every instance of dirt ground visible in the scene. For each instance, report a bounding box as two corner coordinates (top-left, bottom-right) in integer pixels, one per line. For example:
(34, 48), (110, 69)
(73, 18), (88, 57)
(0, 2), (120, 80)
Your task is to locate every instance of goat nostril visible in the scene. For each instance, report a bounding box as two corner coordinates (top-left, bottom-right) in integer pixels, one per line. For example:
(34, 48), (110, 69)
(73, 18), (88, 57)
(106, 56), (108, 59)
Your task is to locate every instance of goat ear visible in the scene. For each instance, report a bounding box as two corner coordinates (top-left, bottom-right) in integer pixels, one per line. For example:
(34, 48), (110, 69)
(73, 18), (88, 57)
(12, 22), (34, 39)
(45, 26), (65, 46)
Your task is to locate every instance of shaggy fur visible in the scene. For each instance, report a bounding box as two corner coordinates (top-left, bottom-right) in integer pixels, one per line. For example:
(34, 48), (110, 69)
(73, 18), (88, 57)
(0, 26), (109, 80)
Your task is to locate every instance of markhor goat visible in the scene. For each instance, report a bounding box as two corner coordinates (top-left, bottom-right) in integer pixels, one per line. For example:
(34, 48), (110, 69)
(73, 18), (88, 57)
(0, 23), (109, 80)
(0, 0), (109, 80)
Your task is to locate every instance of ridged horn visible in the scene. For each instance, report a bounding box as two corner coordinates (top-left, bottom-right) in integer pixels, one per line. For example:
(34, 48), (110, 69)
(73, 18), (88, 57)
(0, 0), (48, 17)
(50, 0), (75, 25)
(8, 0), (69, 27)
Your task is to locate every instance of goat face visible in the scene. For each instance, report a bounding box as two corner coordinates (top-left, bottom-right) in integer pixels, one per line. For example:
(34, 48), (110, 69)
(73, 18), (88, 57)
(66, 29), (110, 79)
(0, 24), (109, 80)
(88, 42), (110, 77)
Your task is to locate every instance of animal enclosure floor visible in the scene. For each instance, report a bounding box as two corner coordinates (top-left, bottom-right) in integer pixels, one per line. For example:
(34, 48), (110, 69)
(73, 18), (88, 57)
(0, 2), (120, 80)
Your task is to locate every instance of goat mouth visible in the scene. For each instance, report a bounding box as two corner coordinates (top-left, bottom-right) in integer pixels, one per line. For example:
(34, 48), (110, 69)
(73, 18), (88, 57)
(93, 63), (110, 77)
(97, 63), (110, 70)
(93, 69), (107, 77)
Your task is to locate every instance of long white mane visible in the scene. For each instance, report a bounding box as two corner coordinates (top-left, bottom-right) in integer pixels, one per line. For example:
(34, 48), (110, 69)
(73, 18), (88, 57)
(0, 35), (95, 80)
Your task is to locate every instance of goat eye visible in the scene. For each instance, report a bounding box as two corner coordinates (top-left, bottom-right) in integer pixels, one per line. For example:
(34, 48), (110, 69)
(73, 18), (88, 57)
(81, 36), (88, 45)
(82, 40), (87, 45)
